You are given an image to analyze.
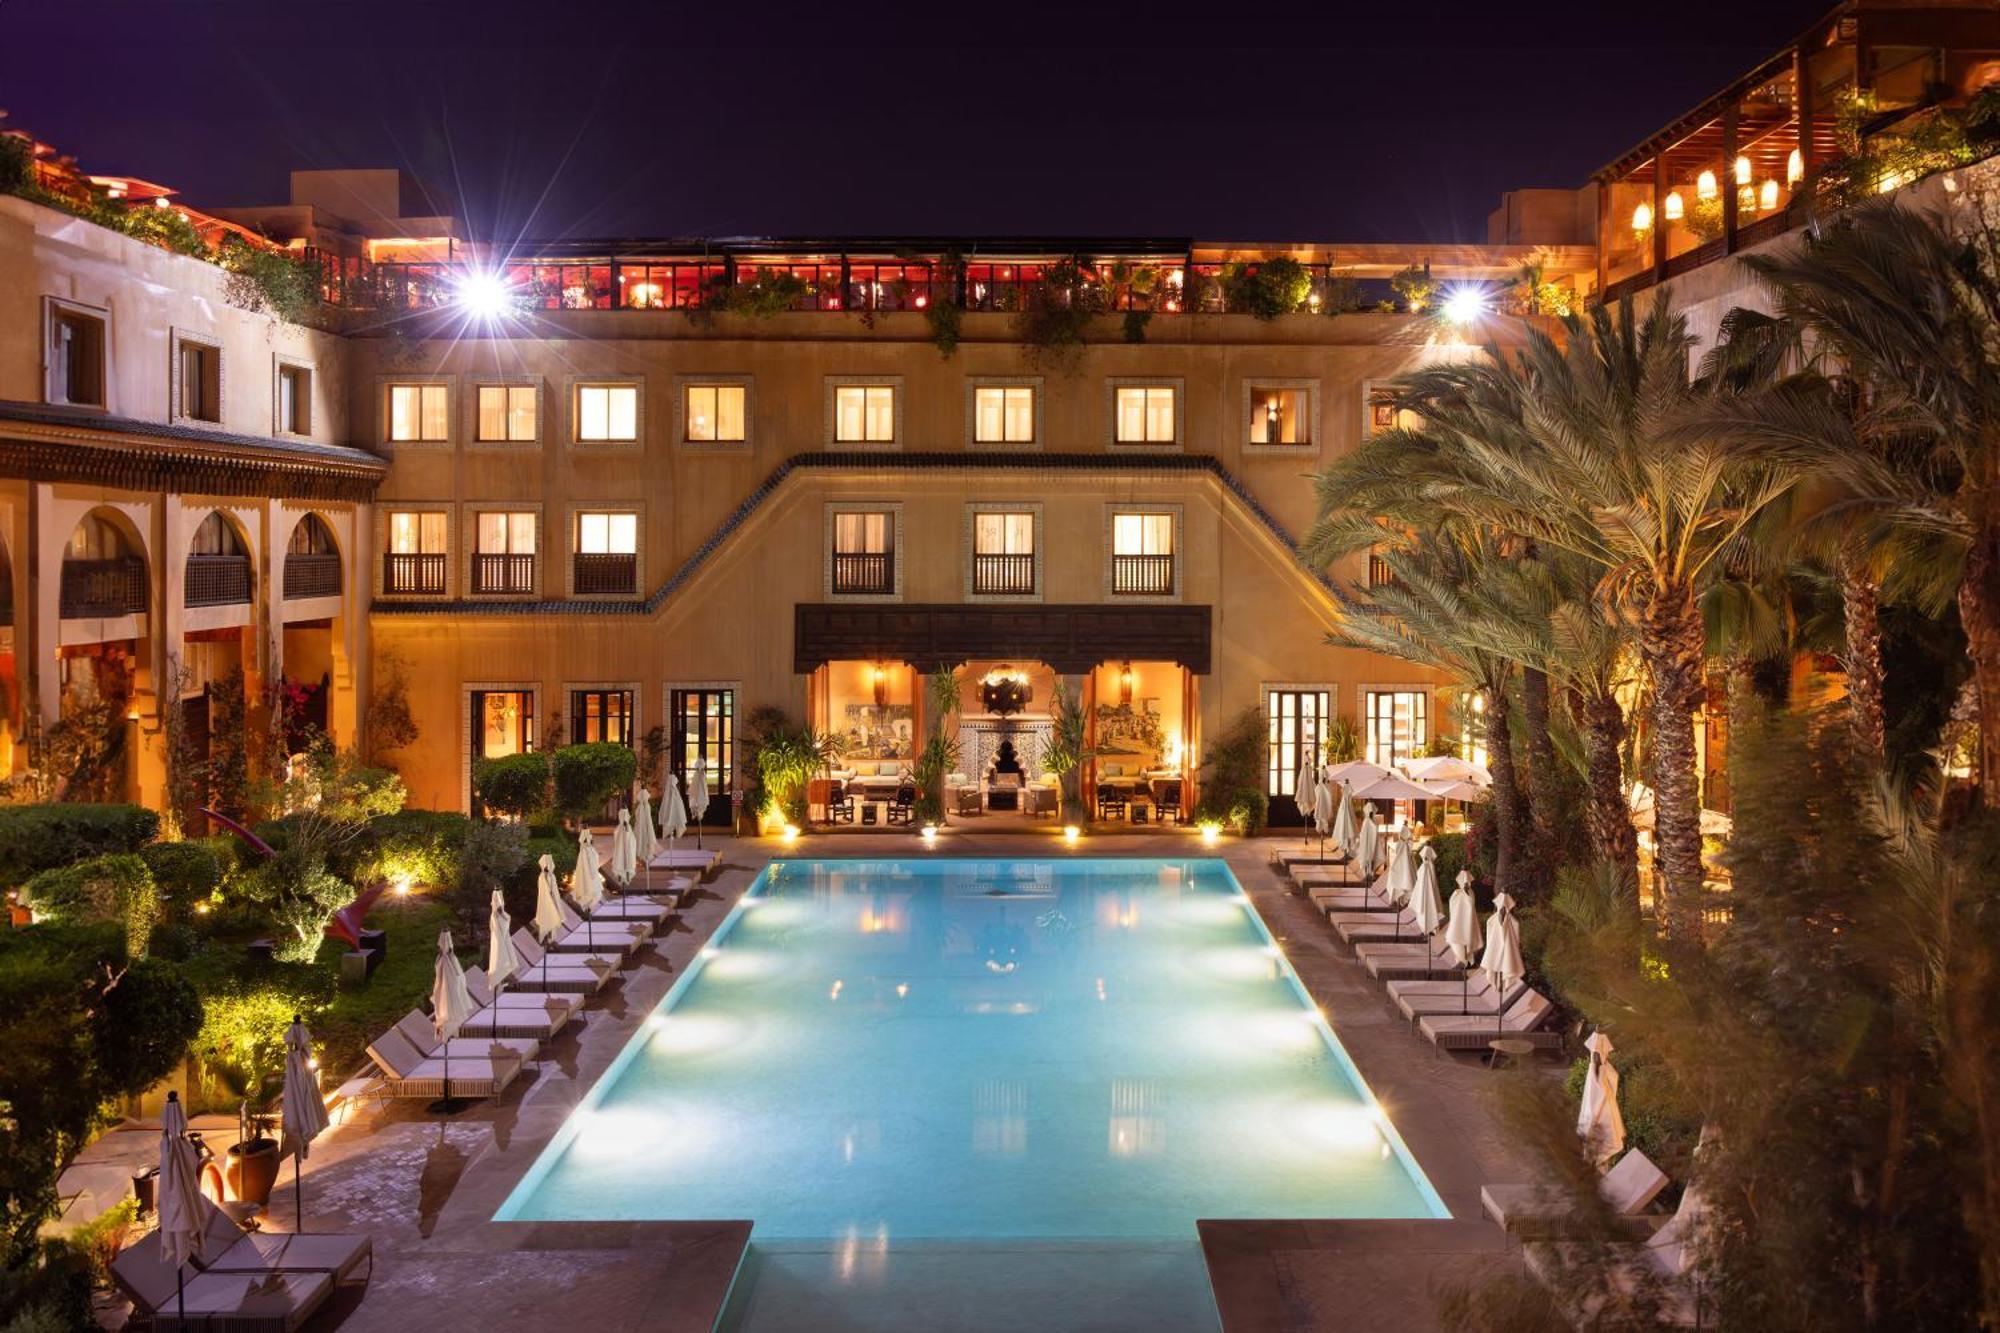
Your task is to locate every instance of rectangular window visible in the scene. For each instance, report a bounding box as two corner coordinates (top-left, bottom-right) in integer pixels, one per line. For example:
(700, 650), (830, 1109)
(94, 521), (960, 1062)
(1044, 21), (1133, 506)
(50, 307), (105, 407)
(1364, 384), (1418, 439)
(573, 511), (637, 595)
(278, 363), (311, 435)
(1266, 689), (1331, 804)
(1111, 512), (1174, 557)
(974, 386), (1035, 444)
(576, 384), (639, 442)
(972, 511), (1036, 596)
(477, 384), (538, 443)
(572, 689), (635, 746)
(830, 511), (893, 595)
(1365, 690), (1428, 768)
(389, 383), (449, 442)
(473, 511), (536, 595)
(384, 511), (448, 595)
(1111, 511), (1175, 595)
(685, 384), (747, 442)
(576, 511), (637, 554)
(1115, 385), (1176, 444)
(1249, 386), (1309, 445)
(671, 688), (735, 826)
(834, 385), (896, 443)
(388, 511), (449, 554)
(974, 511), (1036, 555)
(472, 690), (536, 763)
(179, 340), (221, 423)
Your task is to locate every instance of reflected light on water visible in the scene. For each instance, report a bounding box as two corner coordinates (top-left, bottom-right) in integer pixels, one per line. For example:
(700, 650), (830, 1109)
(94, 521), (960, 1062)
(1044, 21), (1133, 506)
(1303, 1104), (1389, 1155)
(832, 1223), (890, 1284)
(647, 1013), (743, 1057)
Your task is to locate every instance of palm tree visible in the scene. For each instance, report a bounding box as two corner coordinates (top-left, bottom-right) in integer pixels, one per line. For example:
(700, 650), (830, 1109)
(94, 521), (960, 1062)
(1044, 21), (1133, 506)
(1730, 198), (2000, 802)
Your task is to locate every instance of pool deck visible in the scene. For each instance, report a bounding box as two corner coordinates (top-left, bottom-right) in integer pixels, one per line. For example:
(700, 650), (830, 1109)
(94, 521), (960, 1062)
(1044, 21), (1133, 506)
(124, 830), (1545, 1332)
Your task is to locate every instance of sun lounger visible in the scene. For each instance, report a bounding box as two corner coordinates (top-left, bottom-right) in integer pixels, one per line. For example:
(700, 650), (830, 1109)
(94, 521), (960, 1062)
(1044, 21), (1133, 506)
(647, 847), (720, 879)
(1290, 865), (1365, 891)
(1388, 972), (1503, 1018)
(1329, 910), (1427, 945)
(196, 1199), (373, 1285)
(1521, 1187), (1707, 1327)
(1482, 1149), (1670, 1237)
(1359, 935), (1469, 980)
(364, 1028), (522, 1099)
(509, 930), (614, 993)
(392, 1011), (540, 1065)
(1308, 883), (1395, 913)
(529, 921), (629, 971)
(112, 1230), (333, 1333)
(551, 904), (647, 959)
(462, 966), (582, 1038)
(586, 893), (675, 929)
(1419, 988), (1564, 1052)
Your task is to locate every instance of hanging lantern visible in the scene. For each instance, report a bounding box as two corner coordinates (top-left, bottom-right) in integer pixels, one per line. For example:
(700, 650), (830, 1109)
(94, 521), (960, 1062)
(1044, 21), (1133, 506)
(1663, 190), (1684, 221)
(1696, 169), (1718, 200)
(1734, 155), (1752, 186)
(1759, 179), (1780, 212)
(1631, 201), (1654, 234)
(1786, 148), (1804, 186)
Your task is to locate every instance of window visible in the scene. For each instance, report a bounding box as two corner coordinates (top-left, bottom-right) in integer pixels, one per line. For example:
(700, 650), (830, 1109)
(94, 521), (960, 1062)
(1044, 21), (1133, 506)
(834, 384), (896, 444)
(384, 510), (448, 595)
(1249, 386), (1309, 446)
(277, 363), (311, 435)
(389, 383), (449, 443)
(1111, 511), (1176, 595)
(830, 510), (895, 595)
(471, 690), (535, 766)
(1266, 689), (1332, 806)
(476, 384), (538, 443)
(576, 511), (637, 554)
(973, 386), (1035, 444)
(572, 689), (635, 746)
(474, 512), (536, 594)
(576, 383), (639, 442)
(573, 510), (638, 595)
(389, 511), (449, 555)
(186, 513), (250, 607)
(684, 384), (747, 443)
(1114, 385), (1176, 444)
(49, 306), (105, 407)
(1365, 690), (1428, 767)
(972, 510), (1037, 595)
(178, 339), (221, 423)
(1363, 381), (1419, 439)
(1367, 546), (1398, 589)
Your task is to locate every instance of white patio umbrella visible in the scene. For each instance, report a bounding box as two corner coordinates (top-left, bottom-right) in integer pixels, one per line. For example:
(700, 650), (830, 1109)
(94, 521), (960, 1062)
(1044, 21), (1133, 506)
(687, 756), (711, 847)
(156, 1091), (203, 1326)
(1577, 1030), (1627, 1169)
(1357, 804), (1382, 881)
(571, 827), (605, 951)
(534, 854), (565, 994)
(633, 786), (660, 890)
(1410, 842), (1445, 936)
(1294, 754), (1318, 850)
(1330, 784), (1357, 862)
(1325, 759), (1393, 788)
(1480, 892), (1525, 1035)
(1385, 833), (1415, 905)
(1422, 778), (1489, 802)
(1312, 774), (1334, 861)
(609, 808), (639, 888)
(1445, 868), (1481, 1011)
(429, 930), (474, 1113)
(1349, 772), (1443, 805)
(487, 890), (521, 993)
(659, 775), (690, 892)
(279, 1016), (329, 1231)
(1402, 755), (1492, 786)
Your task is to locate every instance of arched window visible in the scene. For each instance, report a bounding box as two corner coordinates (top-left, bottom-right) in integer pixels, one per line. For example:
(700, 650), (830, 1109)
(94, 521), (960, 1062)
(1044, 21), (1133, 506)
(67, 514), (133, 561)
(61, 512), (146, 619)
(191, 512), (248, 558)
(283, 514), (341, 600)
(186, 512), (252, 607)
(287, 514), (338, 557)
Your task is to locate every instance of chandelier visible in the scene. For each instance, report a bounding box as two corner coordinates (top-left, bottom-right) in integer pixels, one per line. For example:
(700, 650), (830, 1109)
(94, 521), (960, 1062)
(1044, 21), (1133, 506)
(979, 665), (1032, 716)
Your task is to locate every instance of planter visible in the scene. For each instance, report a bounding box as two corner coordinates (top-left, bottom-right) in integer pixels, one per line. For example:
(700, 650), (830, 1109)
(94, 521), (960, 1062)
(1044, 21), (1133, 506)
(224, 1138), (281, 1206)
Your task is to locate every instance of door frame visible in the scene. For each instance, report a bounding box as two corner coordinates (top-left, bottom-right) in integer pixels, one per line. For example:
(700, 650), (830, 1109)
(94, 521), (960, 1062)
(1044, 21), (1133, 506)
(665, 679), (739, 827)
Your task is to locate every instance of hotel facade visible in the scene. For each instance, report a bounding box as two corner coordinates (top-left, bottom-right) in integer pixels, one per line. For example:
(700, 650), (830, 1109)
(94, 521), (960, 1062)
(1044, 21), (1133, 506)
(2, 0), (1995, 830)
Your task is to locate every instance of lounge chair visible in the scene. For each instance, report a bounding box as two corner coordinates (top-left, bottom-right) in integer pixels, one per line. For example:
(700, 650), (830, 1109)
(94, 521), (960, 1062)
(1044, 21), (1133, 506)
(552, 903), (647, 958)
(364, 1028), (522, 1100)
(111, 1237), (332, 1333)
(1329, 910), (1428, 945)
(1358, 935), (1469, 980)
(1481, 1148), (1671, 1237)
(533, 917), (631, 971)
(1308, 884), (1396, 914)
(392, 1011), (540, 1065)
(1388, 972), (1504, 1017)
(508, 930), (614, 993)
(461, 966), (582, 1038)
(585, 891), (675, 930)
(1521, 1184), (1708, 1326)
(195, 1199), (371, 1284)
(648, 847), (720, 876)
(1419, 988), (1564, 1052)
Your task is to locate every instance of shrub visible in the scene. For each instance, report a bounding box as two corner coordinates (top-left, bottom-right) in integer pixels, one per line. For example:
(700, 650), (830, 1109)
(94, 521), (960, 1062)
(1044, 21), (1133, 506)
(447, 819), (527, 938)
(95, 959), (203, 1098)
(20, 855), (160, 958)
(0, 804), (159, 891)
(139, 840), (226, 904)
(550, 744), (637, 825)
(1426, 831), (1474, 900)
(234, 848), (353, 963)
(473, 752), (551, 820)
(1193, 707), (1268, 833)
(336, 809), (471, 891)
(195, 977), (326, 1114)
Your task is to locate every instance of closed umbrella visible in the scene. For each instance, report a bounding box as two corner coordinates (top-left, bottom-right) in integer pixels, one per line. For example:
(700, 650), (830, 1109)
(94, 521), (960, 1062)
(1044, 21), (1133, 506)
(430, 930), (474, 1114)
(1357, 804), (1381, 882)
(1479, 892), (1525, 1035)
(1312, 774), (1334, 862)
(687, 756), (711, 848)
(1445, 868), (1481, 1011)
(1386, 833), (1415, 905)
(279, 1016), (328, 1232)
(1410, 843), (1445, 936)
(534, 854), (565, 996)
(487, 890), (521, 993)
(1295, 754), (1318, 852)
(610, 809), (639, 889)
(156, 1091), (203, 1326)
(1577, 1030), (1626, 1169)
(571, 827), (605, 951)
(1330, 783), (1357, 864)
(633, 787), (660, 890)
(659, 775), (689, 893)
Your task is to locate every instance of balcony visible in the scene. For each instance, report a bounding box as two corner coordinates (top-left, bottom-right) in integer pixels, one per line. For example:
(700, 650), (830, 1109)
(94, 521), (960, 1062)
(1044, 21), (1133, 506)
(184, 554), (252, 608)
(283, 552), (342, 600)
(60, 557), (147, 619)
(972, 552), (1036, 596)
(573, 552), (637, 596)
(1110, 553), (1174, 596)
(831, 550), (894, 596)
(383, 552), (447, 596)
(474, 552), (536, 595)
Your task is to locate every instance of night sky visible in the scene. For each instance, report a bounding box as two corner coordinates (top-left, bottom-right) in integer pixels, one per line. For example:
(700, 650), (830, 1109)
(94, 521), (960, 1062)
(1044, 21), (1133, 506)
(2, 0), (1832, 245)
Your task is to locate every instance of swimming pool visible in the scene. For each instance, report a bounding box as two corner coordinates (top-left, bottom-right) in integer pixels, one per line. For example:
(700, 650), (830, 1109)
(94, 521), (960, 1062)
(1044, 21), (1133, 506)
(498, 857), (1443, 1243)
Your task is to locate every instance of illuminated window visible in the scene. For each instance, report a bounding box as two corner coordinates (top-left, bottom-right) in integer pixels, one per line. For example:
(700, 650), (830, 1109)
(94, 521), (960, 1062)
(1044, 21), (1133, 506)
(1249, 386), (1309, 445)
(575, 384), (639, 442)
(388, 383), (449, 442)
(971, 510), (1037, 595)
(835, 385), (897, 443)
(974, 386), (1035, 444)
(1111, 511), (1176, 595)
(1114, 385), (1176, 444)
(476, 384), (538, 443)
(472, 690), (535, 764)
(1265, 689), (1331, 799)
(1112, 512), (1173, 557)
(572, 689), (635, 746)
(388, 511), (448, 555)
(473, 512), (536, 595)
(1363, 380), (1419, 439)
(576, 511), (637, 554)
(1364, 690), (1428, 767)
(385, 510), (448, 595)
(685, 383), (747, 442)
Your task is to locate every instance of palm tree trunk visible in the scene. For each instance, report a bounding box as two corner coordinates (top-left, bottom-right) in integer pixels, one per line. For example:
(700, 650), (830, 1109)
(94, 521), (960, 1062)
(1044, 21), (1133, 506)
(1838, 551), (1888, 760)
(1579, 688), (1639, 896)
(1960, 505), (2000, 808)
(1483, 678), (1526, 903)
(1521, 667), (1560, 880)
(1643, 590), (1709, 936)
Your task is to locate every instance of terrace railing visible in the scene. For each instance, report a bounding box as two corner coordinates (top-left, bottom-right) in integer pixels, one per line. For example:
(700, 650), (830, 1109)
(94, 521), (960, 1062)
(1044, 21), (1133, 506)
(573, 552), (638, 596)
(972, 552), (1036, 596)
(473, 552), (536, 595)
(830, 550), (894, 595)
(1110, 553), (1174, 596)
(283, 552), (342, 600)
(184, 554), (252, 608)
(60, 557), (147, 619)
(384, 552), (447, 596)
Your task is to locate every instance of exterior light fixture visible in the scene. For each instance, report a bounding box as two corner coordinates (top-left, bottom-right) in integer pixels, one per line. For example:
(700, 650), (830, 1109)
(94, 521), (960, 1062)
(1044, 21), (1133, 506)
(1696, 169), (1718, 200)
(872, 662), (888, 707)
(1064, 825), (1082, 844)
(781, 823), (801, 844)
(451, 269), (514, 320)
(1759, 179), (1780, 212)
(1662, 190), (1684, 221)
(1440, 286), (1487, 324)
(1787, 148), (1804, 186)
(1734, 154), (1752, 186)
(921, 824), (938, 844)
(1118, 661), (1135, 708)
(1630, 201), (1653, 234)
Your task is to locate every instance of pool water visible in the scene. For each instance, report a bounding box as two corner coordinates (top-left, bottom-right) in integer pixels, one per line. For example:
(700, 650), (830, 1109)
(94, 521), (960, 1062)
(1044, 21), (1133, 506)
(498, 858), (1442, 1324)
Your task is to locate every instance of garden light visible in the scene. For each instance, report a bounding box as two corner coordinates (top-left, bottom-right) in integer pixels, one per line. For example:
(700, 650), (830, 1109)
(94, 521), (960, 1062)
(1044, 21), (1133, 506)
(1199, 820), (1222, 845)
(1064, 825), (1081, 844)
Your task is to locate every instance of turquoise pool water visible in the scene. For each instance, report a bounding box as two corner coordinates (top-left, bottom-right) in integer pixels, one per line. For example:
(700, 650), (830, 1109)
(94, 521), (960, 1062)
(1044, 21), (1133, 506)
(498, 857), (1443, 1243)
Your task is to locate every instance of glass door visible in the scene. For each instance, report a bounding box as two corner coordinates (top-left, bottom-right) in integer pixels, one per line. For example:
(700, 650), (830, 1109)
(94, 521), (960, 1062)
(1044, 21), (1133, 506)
(1265, 689), (1329, 827)
(671, 688), (734, 826)
(470, 689), (536, 814)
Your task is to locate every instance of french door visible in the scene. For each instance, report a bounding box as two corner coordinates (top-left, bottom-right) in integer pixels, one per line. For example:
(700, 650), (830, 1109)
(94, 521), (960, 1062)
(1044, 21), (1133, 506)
(670, 688), (734, 826)
(1265, 688), (1330, 827)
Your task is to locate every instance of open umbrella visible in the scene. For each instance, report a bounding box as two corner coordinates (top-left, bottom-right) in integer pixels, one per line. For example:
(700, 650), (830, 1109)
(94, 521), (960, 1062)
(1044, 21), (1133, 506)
(1326, 759), (1393, 788)
(1479, 892), (1525, 1035)
(659, 775), (689, 893)
(1410, 842), (1445, 935)
(633, 787), (660, 890)
(156, 1091), (203, 1326)
(687, 756), (710, 848)
(610, 809), (639, 889)
(1577, 1030), (1626, 1169)
(1445, 868), (1480, 1010)
(279, 1017), (329, 1232)
(1422, 778), (1489, 802)
(1357, 804), (1381, 883)
(571, 827), (604, 951)
(1349, 772), (1442, 805)
(1312, 773), (1334, 862)
(430, 930), (474, 1114)
(487, 890), (521, 993)
(1402, 755), (1492, 786)
(534, 855), (565, 997)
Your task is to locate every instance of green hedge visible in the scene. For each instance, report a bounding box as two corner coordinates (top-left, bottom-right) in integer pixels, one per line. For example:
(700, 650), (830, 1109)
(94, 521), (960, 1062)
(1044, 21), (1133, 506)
(342, 810), (473, 888)
(139, 839), (228, 903)
(551, 743), (636, 822)
(19, 854), (160, 958)
(0, 804), (159, 890)
(473, 752), (551, 820)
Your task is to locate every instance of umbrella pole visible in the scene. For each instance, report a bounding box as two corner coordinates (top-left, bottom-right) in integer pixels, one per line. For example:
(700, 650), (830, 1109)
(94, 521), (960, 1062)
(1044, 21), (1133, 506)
(295, 1151), (303, 1232)
(176, 1266), (185, 1327)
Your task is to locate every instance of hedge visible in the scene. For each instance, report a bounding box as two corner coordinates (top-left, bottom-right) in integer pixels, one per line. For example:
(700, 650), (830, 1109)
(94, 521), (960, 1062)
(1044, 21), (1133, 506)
(342, 810), (473, 889)
(0, 804), (159, 890)
(551, 743), (636, 822)
(20, 854), (161, 958)
(139, 839), (228, 903)
(473, 752), (551, 820)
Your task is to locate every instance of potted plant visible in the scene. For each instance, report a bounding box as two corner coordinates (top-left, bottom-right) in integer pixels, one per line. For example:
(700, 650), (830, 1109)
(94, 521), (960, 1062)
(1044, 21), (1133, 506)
(206, 1043), (284, 1206)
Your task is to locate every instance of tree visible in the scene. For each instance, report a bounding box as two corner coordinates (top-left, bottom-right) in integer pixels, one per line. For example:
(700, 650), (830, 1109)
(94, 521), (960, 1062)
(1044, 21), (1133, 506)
(550, 743), (638, 827)
(473, 752), (551, 820)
